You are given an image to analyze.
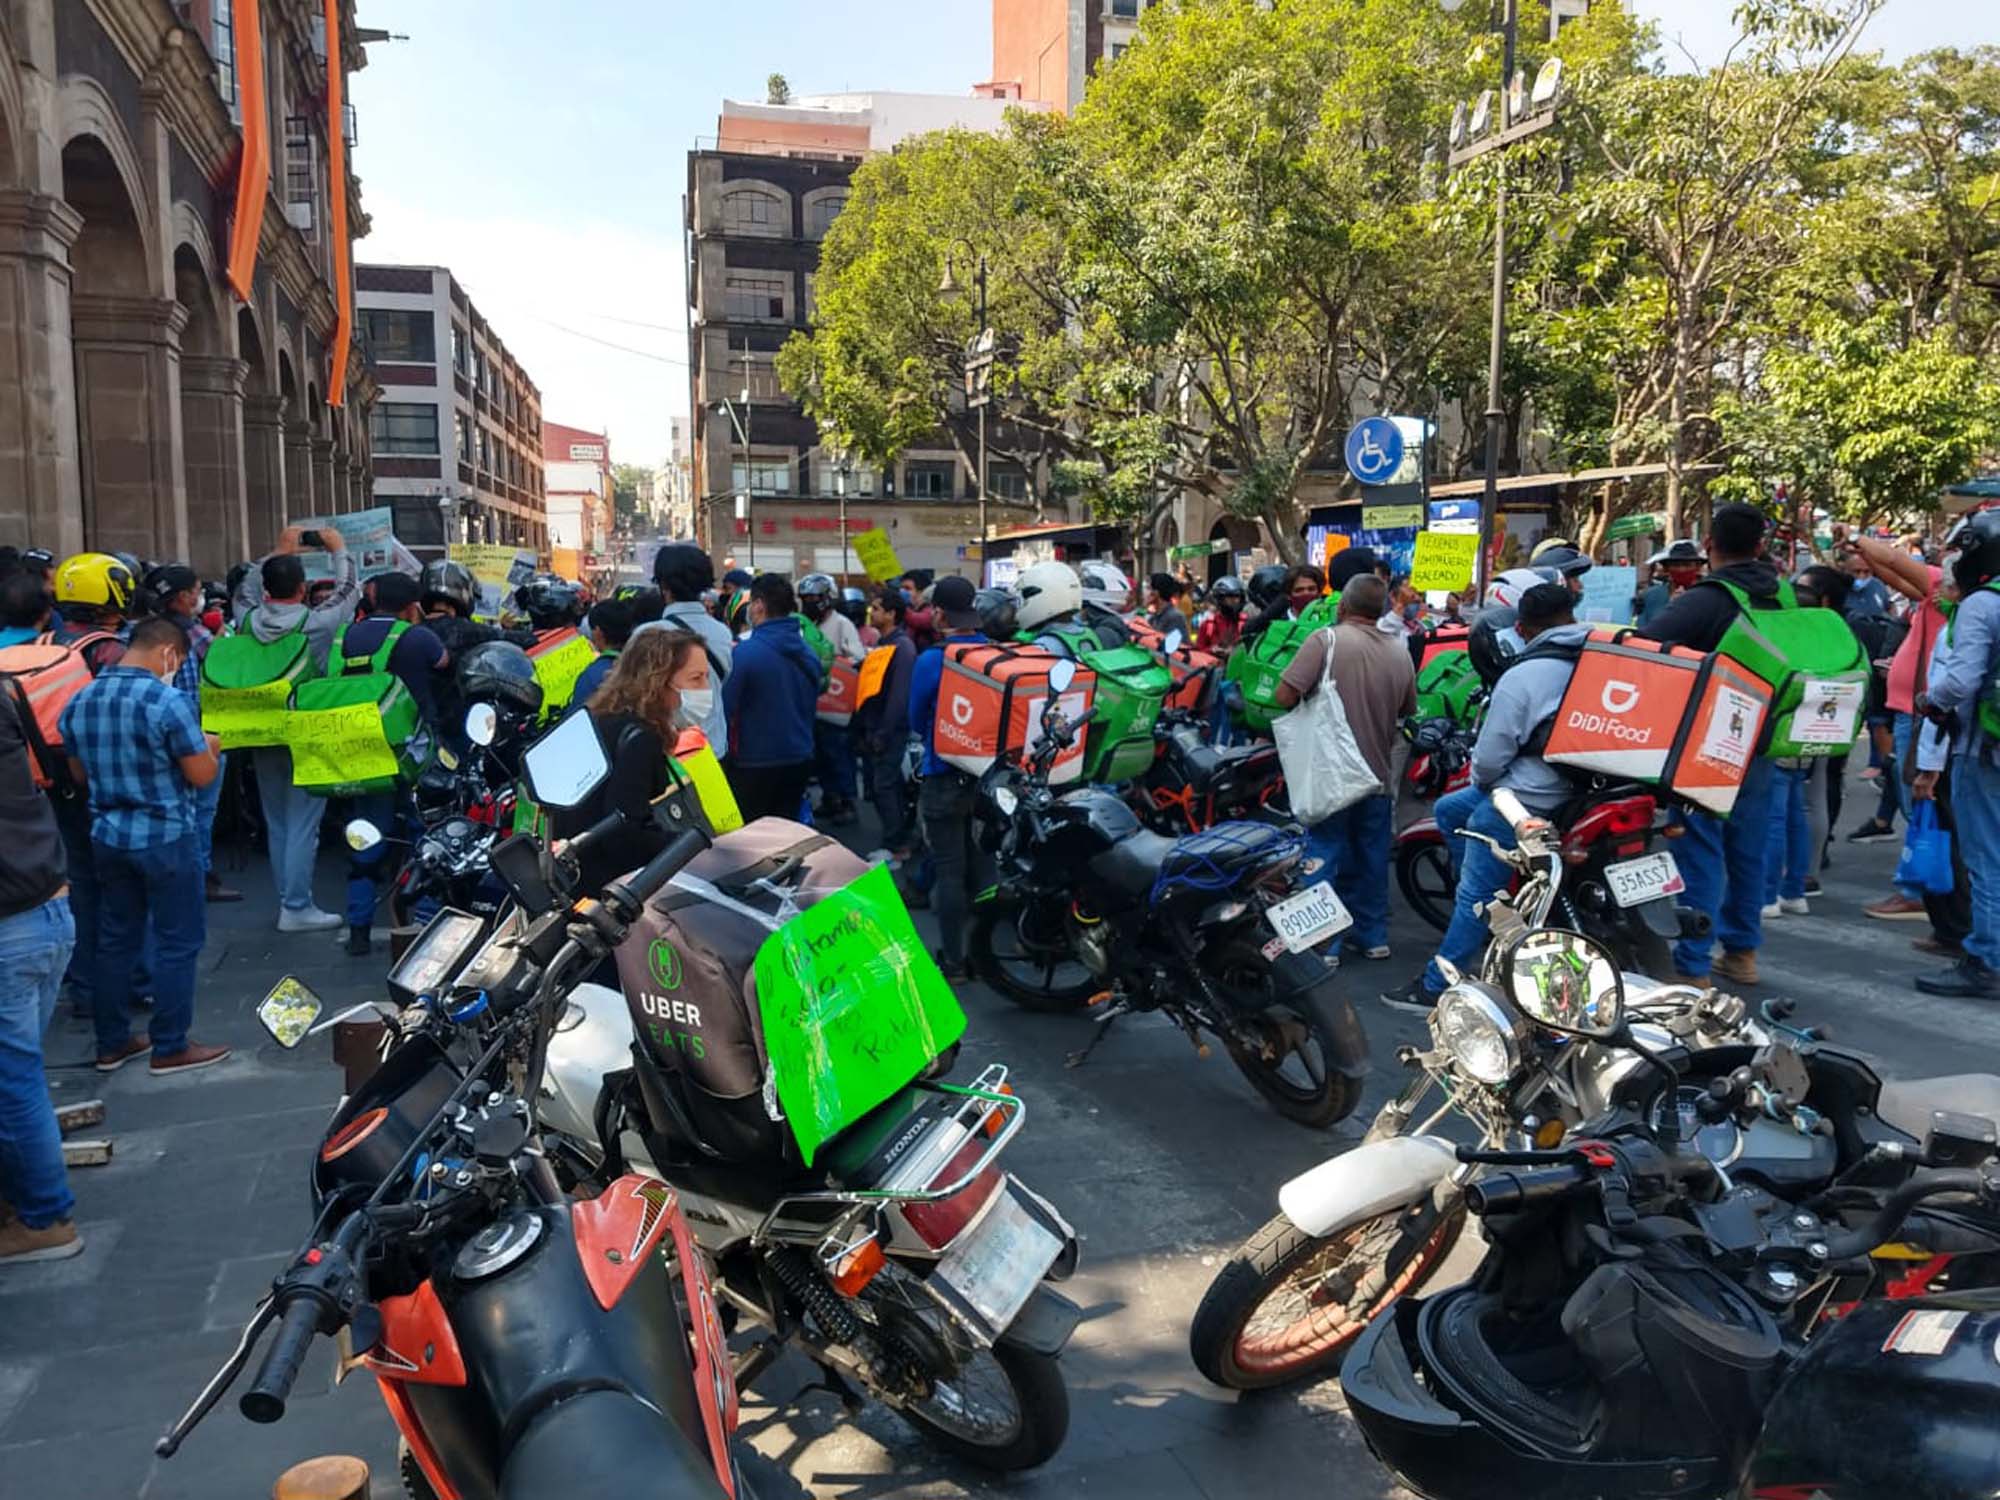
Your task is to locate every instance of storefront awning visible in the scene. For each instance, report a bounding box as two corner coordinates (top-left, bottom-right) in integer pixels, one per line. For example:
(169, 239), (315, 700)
(1424, 462), (1721, 500)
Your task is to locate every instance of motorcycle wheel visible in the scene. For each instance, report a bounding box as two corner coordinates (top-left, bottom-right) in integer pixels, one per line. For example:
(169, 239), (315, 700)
(1396, 839), (1454, 933)
(398, 1440), (439, 1500)
(1188, 1196), (1465, 1390)
(1206, 940), (1363, 1127)
(971, 905), (1096, 1012)
(893, 1340), (1069, 1472)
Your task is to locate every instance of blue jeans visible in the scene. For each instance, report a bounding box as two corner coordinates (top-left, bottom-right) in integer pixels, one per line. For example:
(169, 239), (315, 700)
(1956, 755), (2000, 970)
(1673, 755), (1775, 976)
(192, 753), (224, 876)
(253, 748), (327, 913)
(51, 793), (149, 1004)
(93, 835), (206, 1058)
(1421, 786), (1519, 995)
(1763, 765), (1810, 904)
(1307, 793), (1392, 950)
(0, 897), (76, 1227)
(813, 720), (857, 806)
(346, 790), (405, 931)
(1885, 714), (1920, 898)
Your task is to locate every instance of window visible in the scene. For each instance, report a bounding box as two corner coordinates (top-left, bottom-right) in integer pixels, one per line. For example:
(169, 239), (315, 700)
(736, 358), (783, 401)
(283, 117), (318, 237)
(370, 402), (440, 456)
(725, 273), (788, 322)
(1108, 42), (1130, 62)
(451, 323), (467, 373)
(721, 188), (785, 238)
(360, 309), (437, 363)
(730, 457), (794, 495)
(1109, 0), (1141, 16)
(211, 1), (237, 117)
(986, 463), (1029, 502)
(905, 460), (957, 500)
(477, 429), (492, 473)
(805, 192), (849, 240)
(456, 413), (472, 463)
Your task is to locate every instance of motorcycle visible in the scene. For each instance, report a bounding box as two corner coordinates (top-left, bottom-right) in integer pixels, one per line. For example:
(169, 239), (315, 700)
(156, 740), (739, 1500)
(1131, 704), (1288, 836)
(1191, 788), (1760, 1388)
(1391, 716), (1476, 928)
(970, 659), (1369, 1128)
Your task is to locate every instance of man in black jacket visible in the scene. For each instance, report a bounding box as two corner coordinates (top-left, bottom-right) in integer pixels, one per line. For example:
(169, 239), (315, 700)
(856, 588), (918, 856)
(1636, 503), (1779, 988)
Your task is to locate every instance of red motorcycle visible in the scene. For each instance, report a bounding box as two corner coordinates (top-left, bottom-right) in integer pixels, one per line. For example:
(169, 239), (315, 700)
(1392, 718), (1477, 928)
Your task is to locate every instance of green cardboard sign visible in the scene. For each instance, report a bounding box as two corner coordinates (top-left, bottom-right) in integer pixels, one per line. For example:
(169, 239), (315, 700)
(752, 864), (968, 1165)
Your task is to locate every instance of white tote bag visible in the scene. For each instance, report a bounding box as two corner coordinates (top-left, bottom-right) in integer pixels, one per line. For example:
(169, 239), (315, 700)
(1272, 626), (1383, 824)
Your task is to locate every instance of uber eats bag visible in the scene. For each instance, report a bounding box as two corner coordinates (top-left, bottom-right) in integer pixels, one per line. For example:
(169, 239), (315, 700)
(1710, 579), (1868, 759)
(200, 622), (313, 750)
(289, 621), (428, 796)
(1039, 620), (1173, 783)
(1225, 593), (1339, 734)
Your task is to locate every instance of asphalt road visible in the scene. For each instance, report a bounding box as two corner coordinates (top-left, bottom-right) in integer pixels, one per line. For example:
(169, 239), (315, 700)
(1, 763), (1986, 1500)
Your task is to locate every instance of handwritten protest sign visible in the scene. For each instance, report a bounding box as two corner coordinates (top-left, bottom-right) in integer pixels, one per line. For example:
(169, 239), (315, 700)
(752, 864), (967, 1166)
(1410, 531), (1480, 592)
(288, 701), (400, 789)
(1577, 564), (1638, 625)
(451, 543), (539, 621)
(529, 633), (597, 719)
(852, 528), (903, 584)
(199, 681), (292, 751)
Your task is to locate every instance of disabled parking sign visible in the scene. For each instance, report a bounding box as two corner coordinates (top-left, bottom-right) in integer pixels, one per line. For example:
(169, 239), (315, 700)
(1345, 418), (1405, 487)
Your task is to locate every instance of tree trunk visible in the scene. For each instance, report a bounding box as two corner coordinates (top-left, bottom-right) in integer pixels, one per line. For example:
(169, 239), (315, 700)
(1665, 312), (1693, 541)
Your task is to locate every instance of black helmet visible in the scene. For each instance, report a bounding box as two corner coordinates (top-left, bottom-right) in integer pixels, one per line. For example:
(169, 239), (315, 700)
(1246, 564), (1288, 611)
(797, 572), (836, 619)
(1210, 575), (1247, 612)
(1467, 607), (1521, 689)
(421, 559), (479, 616)
(455, 641), (544, 717)
(839, 585), (868, 626)
(974, 587), (1020, 640)
(1946, 507), (2000, 594)
(140, 563), (199, 614)
(515, 579), (582, 630)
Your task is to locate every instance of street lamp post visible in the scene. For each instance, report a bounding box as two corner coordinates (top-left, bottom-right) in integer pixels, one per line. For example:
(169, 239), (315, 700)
(940, 247), (993, 584)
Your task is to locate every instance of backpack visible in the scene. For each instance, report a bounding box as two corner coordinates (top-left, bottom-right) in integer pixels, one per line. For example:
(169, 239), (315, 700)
(0, 630), (114, 788)
(1710, 579), (1868, 759)
(199, 619), (315, 750)
(1224, 594), (1340, 733)
(796, 617), (836, 691)
(1038, 620), (1173, 782)
(1414, 647), (1483, 728)
(289, 621), (429, 796)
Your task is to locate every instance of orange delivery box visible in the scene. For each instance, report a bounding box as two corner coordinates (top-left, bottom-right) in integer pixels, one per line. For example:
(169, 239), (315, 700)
(935, 643), (1096, 785)
(1541, 628), (1772, 816)
(1122, 617), (1218, 714)
(816, 657), (859, 727)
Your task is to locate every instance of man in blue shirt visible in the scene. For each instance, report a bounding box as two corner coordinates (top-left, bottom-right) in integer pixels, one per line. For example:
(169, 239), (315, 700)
(908, 576), (988, 978)
(720, 574), (820, 822)
(58, 615), (227, 1075)
(143, 563), (240, 903)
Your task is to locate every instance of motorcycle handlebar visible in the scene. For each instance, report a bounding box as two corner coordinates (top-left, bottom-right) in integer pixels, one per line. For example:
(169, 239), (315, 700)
(601, 828), (711, 919)
(238, 1295), (321, 1425)
(1816, 1168), (1992, 1263)
(1464, 1162), (1593, 1216)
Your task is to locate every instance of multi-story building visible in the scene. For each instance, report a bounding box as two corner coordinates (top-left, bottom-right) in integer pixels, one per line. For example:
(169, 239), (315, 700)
(990, 0), (1157, 114)
(0, 0), (376, 574)
(686, 90), (1041, 578)
(356, 264), (545, 557)
(656, 415), (694, 538)
(542, 420), (612, 585)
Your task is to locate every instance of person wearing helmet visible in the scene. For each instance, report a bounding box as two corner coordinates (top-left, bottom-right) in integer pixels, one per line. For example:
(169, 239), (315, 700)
(1015, 559), (1084, 644)
(1482, 565), (1559, 612)
(973, 587), (1020, 642)
(420, 559), (536, 739)
(797, 573), (864, 663)
(838, 584), (871, 638)
(1385, 582), (1590, 1013)
(516, 578), (583, 632)
(142, 563), (240, 903)
(1078, 559), (1134, 616)
(1912, 506), (2000, 997)
(1197, 574), (1247, 651)
(797, 572), (863, 826)
(50, 553), (135, 672)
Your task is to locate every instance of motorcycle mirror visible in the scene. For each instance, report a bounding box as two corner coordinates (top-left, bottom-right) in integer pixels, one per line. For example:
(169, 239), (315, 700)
(1502, 929), (1624, 1039)
(1163, 628), (1184, 655)
(521, 710), (611, 809)
(465, 702), (499, 747)
(256, 977), (326, 1050)
(344, 819), (383, 853)
(1047, 659), (1078, 695)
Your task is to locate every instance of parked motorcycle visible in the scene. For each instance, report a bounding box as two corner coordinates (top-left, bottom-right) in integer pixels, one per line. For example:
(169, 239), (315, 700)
(970, 660), (1368, 1128)
(156, 747), (738, 1500)
(1392, 716), (1476, 928)
(1131, 706), (1287, 836)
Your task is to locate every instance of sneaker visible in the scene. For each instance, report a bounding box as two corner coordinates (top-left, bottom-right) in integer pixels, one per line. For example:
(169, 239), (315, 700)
(94, 1037), (150, 1073)
(0, 1219), (83, 1265)
(1760, 901), (1784, 919)
(1671, 971), (1714, 991)
(1350, 944), (1393, 962)
(1803, 877), (1823, 897)
(932, 949), (971, 982)
(1913, 936), (1967, 959)
(1914, 957), (2000, 1000)
(1865, 895), (1928, 922)
(1859, 766), (1881, 782)
(149, 1042), (232, 1075)
(1778, 897), (1809, 916)
(1378, 977), (1439, 1014)
(277, 905), (344, 934)
(1713, 950), (1760, 987)
(204, 874), (243, 903)
(1846, 819), (1898, 845)
(345, 928), (372, 958)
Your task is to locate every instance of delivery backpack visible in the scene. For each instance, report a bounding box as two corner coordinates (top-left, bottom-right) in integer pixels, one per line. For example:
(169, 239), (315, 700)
(0, 630), (114, 788)
(1710, 579), (1868, 758)
(1415, 646), (1483, 728)
(289, 621), (429, 797)
(199, 620), (314, 750)
(1225, 593), (1340, 734)
(1038, 620), (1173, 783)
(797, 617), (836, 691)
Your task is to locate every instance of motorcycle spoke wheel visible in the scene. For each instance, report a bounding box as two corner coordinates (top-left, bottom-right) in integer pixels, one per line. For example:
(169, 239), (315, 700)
(908, 1348), (1026, 1446)
(973, 909), (1095, 1012)
(1397, 842), (1455, 932)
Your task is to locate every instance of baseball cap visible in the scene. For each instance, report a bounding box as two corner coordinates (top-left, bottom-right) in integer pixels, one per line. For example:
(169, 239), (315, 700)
(931, 575), (981, 630)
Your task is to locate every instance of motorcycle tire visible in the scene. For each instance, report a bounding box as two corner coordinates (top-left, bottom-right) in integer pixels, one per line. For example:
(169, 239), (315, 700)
(1395, 839), (1454, 933)
(893, 1339), (1070, 1473)
(970, 905), (1096, 1013)
(1188, 1196), (1465, 1391)
(399, 1440), (439, 1500)
(1205, 940), (1364, 1128)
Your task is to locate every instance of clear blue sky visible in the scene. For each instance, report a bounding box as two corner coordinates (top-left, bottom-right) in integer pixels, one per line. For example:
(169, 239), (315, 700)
(349, 0), (1988, 467)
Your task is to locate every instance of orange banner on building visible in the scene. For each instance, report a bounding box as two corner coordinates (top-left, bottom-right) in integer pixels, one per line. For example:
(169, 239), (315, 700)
(225, 0), (268, 300)
(322, 0), (352, 405)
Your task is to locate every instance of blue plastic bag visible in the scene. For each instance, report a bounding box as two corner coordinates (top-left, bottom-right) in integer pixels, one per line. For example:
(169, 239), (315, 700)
(1894, 801), (1955, 895)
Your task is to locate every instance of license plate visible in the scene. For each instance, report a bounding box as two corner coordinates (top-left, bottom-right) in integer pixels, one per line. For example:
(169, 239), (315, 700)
(1265, 880), (1353, 953)
(932, 1183), (1064, 1343)
(1605, 851), (1684, 908)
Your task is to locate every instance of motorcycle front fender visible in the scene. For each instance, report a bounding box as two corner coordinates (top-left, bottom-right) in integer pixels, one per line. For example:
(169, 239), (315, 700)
(998, 1285), (1082, 1357)
(1277, 1134), (1458, 1238)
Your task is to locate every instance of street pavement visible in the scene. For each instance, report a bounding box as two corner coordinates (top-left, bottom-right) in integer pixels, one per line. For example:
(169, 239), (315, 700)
(1, 764), (1990, 1499)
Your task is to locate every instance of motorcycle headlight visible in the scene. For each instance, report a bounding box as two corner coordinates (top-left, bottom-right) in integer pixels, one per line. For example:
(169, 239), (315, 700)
(1432, 983), (1524, 1086)
(993, 785), (1020, 818)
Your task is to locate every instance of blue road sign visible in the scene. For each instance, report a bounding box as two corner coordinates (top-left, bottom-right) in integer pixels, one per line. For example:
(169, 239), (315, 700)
(1345, 418), (1405, 486)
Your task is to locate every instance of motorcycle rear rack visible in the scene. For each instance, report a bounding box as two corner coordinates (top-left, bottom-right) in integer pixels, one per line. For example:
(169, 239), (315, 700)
(753, 1063), (1025, 1245)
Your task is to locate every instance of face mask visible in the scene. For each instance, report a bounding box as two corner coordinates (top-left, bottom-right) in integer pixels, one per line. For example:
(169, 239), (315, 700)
(676, 687), (714, 727)
(157, 653), (182, 685)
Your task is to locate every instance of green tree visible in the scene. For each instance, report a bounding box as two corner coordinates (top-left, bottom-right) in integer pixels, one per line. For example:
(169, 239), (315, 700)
(767, 73), (791, 105)
(611, 462), (649, 530)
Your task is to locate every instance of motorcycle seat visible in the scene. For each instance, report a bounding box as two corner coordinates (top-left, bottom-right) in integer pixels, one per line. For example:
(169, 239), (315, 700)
(1156, 821), (1300, 892)
(1875, 1074), (2000, 1143)
(1090, 829), (1180, 897)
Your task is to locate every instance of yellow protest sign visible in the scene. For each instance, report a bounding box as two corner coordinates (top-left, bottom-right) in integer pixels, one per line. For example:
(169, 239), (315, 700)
(529, 631), (598, 720)
(1410, 531), (1480, 592)
(451, 543), (537, 622)
(852, 528), (903, 583)
(289, 701), (400, 789)
(200, 681), (292, 751)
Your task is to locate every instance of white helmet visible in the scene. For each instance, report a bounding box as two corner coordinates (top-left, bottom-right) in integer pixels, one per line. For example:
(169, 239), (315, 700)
(1077, 559), (1134, 614)
(1483, 565), (1559, 611)
(1016, 560), (1083, 632)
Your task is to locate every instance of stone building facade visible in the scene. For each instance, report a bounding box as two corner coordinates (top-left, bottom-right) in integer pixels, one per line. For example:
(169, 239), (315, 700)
(0, 0), (374, 577)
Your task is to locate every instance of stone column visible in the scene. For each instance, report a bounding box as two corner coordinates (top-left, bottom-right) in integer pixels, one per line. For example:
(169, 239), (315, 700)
(179, 354), (249, 574)
(349, 448), (370, 511)
(70, 293), (189, 563)
(284, 420), (315, 522)
(331, 449), (352, 518)
(242, 395), (288, 553)
(0, 190), (84, 555)
(312, 437), (337, 517)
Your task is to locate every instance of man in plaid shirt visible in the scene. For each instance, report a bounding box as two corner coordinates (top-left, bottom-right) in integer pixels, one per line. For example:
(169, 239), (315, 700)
(58, 615), (230, 1075)
(142, 563), (240, 903)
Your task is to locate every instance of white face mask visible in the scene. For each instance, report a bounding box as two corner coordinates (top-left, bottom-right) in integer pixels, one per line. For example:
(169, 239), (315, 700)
(676, 687), (714, 727)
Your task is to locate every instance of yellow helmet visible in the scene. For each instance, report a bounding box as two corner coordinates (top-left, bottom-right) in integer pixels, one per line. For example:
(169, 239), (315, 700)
(53, 552), (136, 611)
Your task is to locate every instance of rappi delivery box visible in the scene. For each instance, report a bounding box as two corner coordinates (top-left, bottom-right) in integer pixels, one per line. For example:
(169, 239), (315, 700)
(816, 657), (859, 727)
(1541, 629), (1773, 816)
(935, 643), (1096, 785)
